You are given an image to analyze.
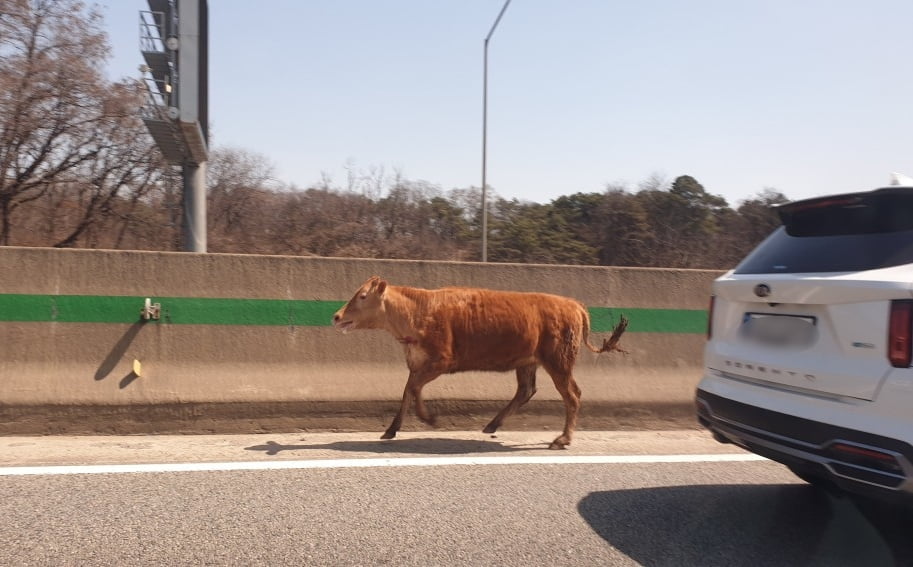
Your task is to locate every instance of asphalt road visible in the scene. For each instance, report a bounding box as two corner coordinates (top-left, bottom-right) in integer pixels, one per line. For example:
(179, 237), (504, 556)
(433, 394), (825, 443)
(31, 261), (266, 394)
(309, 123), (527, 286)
(0, 430), (910, 566)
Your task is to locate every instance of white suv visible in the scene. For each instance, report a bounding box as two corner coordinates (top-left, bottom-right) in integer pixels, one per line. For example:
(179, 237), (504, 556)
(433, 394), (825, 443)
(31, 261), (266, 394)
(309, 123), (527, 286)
(696, 184), (913, 501)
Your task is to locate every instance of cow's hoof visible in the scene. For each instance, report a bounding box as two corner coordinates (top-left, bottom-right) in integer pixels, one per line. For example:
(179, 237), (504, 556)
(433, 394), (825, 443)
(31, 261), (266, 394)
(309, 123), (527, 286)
(548, 438), (569, 450)
(482, 424), (498, 434)
(380, 431), (396, 440)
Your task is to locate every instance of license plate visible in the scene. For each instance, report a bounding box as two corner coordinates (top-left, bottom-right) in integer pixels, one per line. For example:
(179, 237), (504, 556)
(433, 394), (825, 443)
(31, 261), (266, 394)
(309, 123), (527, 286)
(740, 312), (816, 348)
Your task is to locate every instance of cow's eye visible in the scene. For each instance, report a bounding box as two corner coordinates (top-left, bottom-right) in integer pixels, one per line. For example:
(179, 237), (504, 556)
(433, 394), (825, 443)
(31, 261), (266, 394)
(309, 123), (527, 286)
(359, 293), (367, 300)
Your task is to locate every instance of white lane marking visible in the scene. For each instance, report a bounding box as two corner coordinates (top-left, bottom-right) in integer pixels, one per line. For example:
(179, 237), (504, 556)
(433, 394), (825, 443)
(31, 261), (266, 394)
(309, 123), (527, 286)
(0, 454), (767, 476)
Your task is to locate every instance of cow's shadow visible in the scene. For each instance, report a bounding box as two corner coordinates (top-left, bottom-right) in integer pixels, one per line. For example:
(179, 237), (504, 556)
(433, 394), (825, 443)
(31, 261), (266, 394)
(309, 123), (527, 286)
(244, 437), (542, 456)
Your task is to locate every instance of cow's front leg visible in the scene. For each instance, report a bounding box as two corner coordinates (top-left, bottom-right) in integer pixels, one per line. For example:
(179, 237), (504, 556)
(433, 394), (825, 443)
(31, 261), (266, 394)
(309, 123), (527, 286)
(382, 369), (443, 439)
(411, 369), (443, 427)
(382, 379), (415, 439)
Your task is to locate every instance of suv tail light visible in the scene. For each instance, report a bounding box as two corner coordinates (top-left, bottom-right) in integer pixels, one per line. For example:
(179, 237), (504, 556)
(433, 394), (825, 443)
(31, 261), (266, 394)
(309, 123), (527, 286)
(888, 300), (913, 368)
(707, 296), (716, 340)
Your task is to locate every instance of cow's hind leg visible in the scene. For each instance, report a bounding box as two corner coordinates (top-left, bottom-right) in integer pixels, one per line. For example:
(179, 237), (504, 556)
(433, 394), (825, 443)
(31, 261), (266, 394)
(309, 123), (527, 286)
(544, 366), (581, 450)
(483, 364), (537, 434)
(382, 370), (441, 439)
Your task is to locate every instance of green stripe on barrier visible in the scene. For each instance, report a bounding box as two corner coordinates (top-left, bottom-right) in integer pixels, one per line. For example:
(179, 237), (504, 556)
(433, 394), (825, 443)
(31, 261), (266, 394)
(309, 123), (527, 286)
(0, 294), (706, 333)
(0, 294), (344, 326)
(589, 307), (706, 334)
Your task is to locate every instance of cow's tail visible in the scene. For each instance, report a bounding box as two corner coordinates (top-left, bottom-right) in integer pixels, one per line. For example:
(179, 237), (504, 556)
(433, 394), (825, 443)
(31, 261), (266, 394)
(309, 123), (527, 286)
(583, 311), (629, 355)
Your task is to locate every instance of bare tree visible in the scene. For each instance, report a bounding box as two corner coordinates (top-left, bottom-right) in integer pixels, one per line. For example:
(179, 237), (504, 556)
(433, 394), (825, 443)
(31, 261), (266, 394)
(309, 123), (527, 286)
(51, 82), (167, 248)
(272, 187), (378, 257)
(0, 0), (161, 247)
(207, 146), (277, 251)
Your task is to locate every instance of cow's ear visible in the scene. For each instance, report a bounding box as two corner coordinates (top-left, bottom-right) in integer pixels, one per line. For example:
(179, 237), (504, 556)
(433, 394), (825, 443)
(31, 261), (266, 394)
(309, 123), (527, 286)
(375, 278), (387, 295)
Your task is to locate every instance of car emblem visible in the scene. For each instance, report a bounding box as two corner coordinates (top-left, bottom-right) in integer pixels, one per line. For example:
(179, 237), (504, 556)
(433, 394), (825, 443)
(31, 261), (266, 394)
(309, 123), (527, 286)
(754, 284), (771, 298)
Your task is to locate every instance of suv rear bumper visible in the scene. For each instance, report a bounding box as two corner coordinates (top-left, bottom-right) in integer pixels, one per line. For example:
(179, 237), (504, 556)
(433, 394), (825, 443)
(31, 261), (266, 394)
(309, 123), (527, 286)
(696, 388), (913, 498)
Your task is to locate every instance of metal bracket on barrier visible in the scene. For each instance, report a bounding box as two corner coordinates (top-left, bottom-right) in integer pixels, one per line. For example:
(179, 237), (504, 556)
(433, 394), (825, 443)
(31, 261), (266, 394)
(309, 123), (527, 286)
(141, 297), (161, 320)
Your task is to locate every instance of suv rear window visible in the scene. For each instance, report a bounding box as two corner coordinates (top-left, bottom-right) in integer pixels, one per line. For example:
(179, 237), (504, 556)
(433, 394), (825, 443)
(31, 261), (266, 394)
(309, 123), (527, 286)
(735, 189), (913, 274)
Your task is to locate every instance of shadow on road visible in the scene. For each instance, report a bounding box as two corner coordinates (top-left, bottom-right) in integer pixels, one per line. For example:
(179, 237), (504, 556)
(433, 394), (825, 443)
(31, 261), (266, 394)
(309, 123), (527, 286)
(578, 483), (913, 566)
(244, 437), (542, 456)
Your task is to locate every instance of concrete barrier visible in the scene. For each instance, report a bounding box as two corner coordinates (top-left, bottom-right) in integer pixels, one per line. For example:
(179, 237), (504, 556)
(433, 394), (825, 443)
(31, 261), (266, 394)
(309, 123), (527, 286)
(0, 247), (722, 434)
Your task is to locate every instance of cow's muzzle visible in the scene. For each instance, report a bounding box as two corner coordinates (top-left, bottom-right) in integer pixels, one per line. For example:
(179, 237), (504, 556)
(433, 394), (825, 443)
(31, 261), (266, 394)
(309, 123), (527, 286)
(332, 313), (353, 333)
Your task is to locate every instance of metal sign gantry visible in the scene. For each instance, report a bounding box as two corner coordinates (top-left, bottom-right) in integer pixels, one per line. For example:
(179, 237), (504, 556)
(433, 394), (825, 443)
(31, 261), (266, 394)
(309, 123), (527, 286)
(140, 0), (209, 252)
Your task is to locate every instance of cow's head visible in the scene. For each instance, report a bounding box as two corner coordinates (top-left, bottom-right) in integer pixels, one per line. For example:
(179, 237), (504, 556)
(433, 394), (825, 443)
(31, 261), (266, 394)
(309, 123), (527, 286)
(332, 276), (388, 333)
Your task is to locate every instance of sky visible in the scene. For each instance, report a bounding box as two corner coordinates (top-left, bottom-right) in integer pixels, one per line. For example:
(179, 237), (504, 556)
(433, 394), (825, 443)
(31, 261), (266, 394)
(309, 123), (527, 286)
(99, 0), (913, 207)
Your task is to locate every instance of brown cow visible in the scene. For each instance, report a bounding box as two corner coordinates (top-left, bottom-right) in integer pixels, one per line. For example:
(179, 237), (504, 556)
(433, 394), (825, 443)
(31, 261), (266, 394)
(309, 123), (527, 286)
(332, 276), (628, 449)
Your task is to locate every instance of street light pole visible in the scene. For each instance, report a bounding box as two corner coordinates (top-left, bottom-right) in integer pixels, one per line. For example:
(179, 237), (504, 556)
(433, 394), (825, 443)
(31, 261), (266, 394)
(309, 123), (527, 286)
(481, 0), (511, 263)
